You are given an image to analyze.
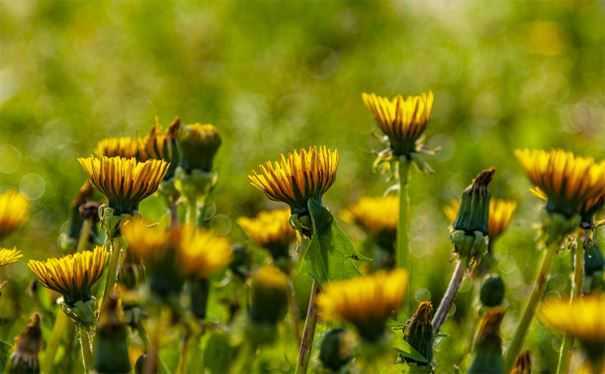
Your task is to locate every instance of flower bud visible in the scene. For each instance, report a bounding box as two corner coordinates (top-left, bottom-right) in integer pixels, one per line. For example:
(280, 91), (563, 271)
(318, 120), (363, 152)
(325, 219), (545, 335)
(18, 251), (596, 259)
(468, 308), (505, 374)
(584, 238), (604, 277)
(248, 265), (289, 326)
(403, 301), (433, 366)
(229, 244), (251, 280)
(178, 123), (221, 174)
(510, 351), (531, 374)
(9, 313), (42, 374)
(319, 328), (354, 372)
(94, 293), (131, 374)
(479, 274), (505, 308)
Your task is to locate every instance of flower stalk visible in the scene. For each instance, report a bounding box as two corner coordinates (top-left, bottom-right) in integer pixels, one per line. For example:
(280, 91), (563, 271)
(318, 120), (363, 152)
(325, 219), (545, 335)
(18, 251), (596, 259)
(504, 242), (558, 370)
(398, 157), (411, 314)
(78, 326), (93, 373)
(432, 259), (466, 334)
(295, 279), (320, 374)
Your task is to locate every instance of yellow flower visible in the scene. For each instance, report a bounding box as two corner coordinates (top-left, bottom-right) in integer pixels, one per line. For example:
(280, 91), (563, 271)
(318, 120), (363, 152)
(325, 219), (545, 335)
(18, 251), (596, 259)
(122, 218), (169, 261)
(342, 195), (398, 236)
(444, 198), (517, 240)
(78, 156), (169, 214)
(139, 118), (181, 179)
(317, 269), (408, 341)
(362, 91), (434, 157)
(28, 246), (108, 305)
(0, 248), (22, 267)
(178, 225), (232, 279)
(249, 146), (339, 211)
(249, 265), (290, 325)
(0, 190), (29, 239)
(238, 209), (296, 259)
(179, 123), (222, 173)
(515, 149), (605, 218)
(539, 295), (605, 343)
(95, 137), (140, 159)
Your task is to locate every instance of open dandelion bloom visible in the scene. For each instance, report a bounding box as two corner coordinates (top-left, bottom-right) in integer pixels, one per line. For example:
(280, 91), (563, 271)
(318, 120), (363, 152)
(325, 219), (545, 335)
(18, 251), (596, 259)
(78, 156), (169, 214)
(540, 295), (605, 344)
(122, 218), (169, 261)
(362, 91), (434, 157)
(249, 265), (290, 325)
(179, 123), (222, 173)
(178, 225), (232, 279)
(0, 191), (29, 239)
(515, 149), (605, 218)
(317, 269), (408, 341)
(342, 195), (398, 238)
(95, 137), (140, 159)
(249, 146), (339, 212)
(0, 248), (22, 267)
(28, 246), (108, 305)
(138, 119), (181, 179)
(445, 198), (516, 241)
(238, 209), (296, 260)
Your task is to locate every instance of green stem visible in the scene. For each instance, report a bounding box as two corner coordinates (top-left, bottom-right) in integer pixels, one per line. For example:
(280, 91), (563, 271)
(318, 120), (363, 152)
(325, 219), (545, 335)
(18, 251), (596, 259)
(102, 238), (121, 303)
(295, 279), (320, 374)
(432, 259), (466, 334)
(398, 158), (411, 314)
(187, 198), (198, 226)
(176, 328), (192, 374)
(42, 311), (72, 373)
(504, 242), (558, 370)
(76, 219), (93, 252)
(556, 233), (586, 374)
(78, 326), (93, 373)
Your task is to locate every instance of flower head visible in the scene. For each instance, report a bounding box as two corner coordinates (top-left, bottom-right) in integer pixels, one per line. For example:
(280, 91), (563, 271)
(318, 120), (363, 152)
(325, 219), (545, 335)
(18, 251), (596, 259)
(362, 91), (434, 157)
(249, 265), (290, 325)
(28, 246), (108, 305)
(342, 195), (398, 238)
(540, 295), (605, 344)
(515, 149), (605, 218)
(178, 123), (222, 173)
(78, 156), (169, 214)
(95, 137), (140, 159)
(0, 190), (29, 239)
(178, 225), (232, 279)
(10, 313), (42, 374)
(445, 198), (516, 241)
(317, 269), (408, 341)
(238, 209), (296, 260)
(249, 146), (339, 212)
(138, 118), (181, 180)
(403, 301), (434, 365)
(0, 248), (22, 267)
(122, 218), (170, 261)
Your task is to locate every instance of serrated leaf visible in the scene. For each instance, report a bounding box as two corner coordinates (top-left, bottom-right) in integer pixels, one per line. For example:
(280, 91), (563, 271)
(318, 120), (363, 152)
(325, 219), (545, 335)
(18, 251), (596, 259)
(391, 331), (429, 365)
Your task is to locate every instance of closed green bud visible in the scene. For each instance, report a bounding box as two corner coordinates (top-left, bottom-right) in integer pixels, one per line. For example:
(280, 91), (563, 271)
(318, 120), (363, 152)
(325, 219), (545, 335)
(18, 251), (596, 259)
(248, 265), (289, 326)
(403, 301), (434, 366)
(319, 328), (354, 372)
(480, 274), (505, 307)
(178, 123), (221, 174)
(454, 169), (494, 236)
(9, 313), (42, 374)
(94, 293), (131, 374)
(468, 308), (505, 374)
(584, 238), (604, 277)
(510, 351), (531, 374)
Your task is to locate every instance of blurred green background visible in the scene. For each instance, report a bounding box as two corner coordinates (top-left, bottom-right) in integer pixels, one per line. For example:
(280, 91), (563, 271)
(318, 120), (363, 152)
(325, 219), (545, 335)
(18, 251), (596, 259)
(1, 0), (604, 371)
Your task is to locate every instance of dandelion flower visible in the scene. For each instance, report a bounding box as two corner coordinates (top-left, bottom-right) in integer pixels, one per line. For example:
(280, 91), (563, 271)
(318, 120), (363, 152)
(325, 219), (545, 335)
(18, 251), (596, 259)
(515, 149), (605, 218)
(362, 91), (434, 157)
(95, 137), (140, 159)
(28, 246), (108, 305)
(138, 118), (181, 179)
(178, 225), (232, 279)
(342, 195), (398, 238)
(238, 209), (296, 260)
(317, 269), (408, 341)
(0, 248), (22, 267)
(249, 146), (339, 212)
(78, 156), (169, 215)
(122, 218), (170, 261)
(0, 191), (29, 240)
(249, 265), (289, 325)
(178, 123), (222, 173)
(540, 295), (605, 344)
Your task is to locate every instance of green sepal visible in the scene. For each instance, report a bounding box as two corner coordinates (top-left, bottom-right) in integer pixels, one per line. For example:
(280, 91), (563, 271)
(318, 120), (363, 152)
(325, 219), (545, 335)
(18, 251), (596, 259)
(393, 338), (430, 366)
(299, 198), (360, 283)
(61, 298), (97, 327)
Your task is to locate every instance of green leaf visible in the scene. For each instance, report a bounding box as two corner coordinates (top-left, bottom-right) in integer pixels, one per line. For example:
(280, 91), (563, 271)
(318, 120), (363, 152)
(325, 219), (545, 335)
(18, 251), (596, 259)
(299, 199), (360, 283)
(202, 331), (238, 374)
(392, 339), (429, 365)
(0, 340), (10, 371)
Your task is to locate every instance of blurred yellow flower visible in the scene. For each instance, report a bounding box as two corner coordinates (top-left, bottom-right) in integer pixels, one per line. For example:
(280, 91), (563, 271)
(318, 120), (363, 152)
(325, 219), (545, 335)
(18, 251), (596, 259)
(249, 146), (339, 211)
(317, 269), (408, 341)
(238, 209), (296, 259)
(249, 265), (290, 325)
(178, 225), (232, 279)
(362, 91), (434, 157)
(95, 137), (140, 159)
(0, 247), (22, 267)
(179, 123), (222, 173)
(515, 149), (605, 218)
(0, 190), (29, 239)
(444, 198), (517, 240)
(342, 195), (398, 236)
(539, 295), (605, 343)
(78, 156), (169, 214)
(122, 218), (169, 261)
(28, 246), (108, 304)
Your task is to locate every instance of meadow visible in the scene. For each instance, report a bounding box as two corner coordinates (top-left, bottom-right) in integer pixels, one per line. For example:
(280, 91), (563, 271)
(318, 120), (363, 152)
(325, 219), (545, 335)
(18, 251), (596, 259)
(0, 0), (605, 373)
